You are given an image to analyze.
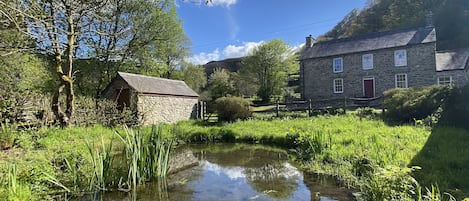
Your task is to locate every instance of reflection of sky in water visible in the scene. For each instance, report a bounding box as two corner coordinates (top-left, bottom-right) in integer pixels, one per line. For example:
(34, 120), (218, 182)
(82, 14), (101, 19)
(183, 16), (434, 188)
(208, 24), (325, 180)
(188, 161), (339, 201)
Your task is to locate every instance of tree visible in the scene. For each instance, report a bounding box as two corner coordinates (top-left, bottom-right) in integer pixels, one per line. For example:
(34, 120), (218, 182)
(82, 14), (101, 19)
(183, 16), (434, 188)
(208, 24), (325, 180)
(240, 40), (298, 103)
(1, 0), (189, 126)
(171, 62), (207, 94)
(79, 0), (189, 97)
(1, 0), (110, 126)
(207, 68), (235, 101)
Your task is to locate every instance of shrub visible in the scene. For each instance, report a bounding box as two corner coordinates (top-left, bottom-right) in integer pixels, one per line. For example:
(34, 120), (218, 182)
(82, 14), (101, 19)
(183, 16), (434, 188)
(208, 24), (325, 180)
(73, 96), (137, 127)
(383, 85), (452, 124)
(0, 122), (15, 150)
(439, 84), (469, 130)
(214, 97), (252, 122)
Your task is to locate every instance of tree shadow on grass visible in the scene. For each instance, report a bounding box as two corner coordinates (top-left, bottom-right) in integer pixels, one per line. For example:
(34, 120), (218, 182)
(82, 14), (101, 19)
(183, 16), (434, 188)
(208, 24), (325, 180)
(410, 127), (469, 199)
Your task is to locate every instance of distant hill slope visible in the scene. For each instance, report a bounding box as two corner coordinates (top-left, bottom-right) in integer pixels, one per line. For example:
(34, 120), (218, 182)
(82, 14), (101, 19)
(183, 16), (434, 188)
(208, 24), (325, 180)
(203, 57), (243, 76)
(318, 0), (469, 50)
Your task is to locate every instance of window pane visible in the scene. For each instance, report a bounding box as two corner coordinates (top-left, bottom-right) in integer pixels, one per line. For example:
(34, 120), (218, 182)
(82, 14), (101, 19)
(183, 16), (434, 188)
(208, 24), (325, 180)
(394, 50), (407, 67)
(395, 74), (407, 88)
(333, 58), (343, 73)
(334, 79), (343, 93)
(362, 54), (373, 69)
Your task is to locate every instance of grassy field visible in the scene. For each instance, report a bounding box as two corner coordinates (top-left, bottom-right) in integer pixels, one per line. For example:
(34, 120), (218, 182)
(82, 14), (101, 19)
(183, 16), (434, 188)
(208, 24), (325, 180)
(1, 114), (468, 200)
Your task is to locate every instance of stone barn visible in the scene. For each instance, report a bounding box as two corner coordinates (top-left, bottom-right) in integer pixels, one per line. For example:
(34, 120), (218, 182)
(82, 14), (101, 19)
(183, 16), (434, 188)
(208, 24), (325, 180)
(102, 72), (199, 124)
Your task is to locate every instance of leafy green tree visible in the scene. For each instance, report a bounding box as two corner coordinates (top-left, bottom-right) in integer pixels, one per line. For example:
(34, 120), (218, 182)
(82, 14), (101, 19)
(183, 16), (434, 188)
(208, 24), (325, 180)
(240, 40), (298, 103)
(207, 68), (235, 101)
(81, 0), (189, 97)
(171, 63), (207, 94)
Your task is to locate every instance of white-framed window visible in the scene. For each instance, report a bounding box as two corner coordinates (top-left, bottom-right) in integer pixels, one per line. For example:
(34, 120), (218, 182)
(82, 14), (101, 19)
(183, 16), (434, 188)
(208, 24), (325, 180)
(395, 74), (408, 88)
(333, 57), (343, 73)
(394, 50), (407, 67)
(438, 75), (452, 85)
(362, 54), (374, 70)
(333, 78), (344, 93)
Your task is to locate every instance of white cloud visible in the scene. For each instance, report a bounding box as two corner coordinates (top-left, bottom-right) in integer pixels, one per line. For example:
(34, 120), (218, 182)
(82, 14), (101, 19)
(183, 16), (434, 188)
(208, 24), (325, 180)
(222, 41), (263, 58)
(187, 41), (264, 65)
(206, 0), (237, 7)
(186, 49), (220, 65)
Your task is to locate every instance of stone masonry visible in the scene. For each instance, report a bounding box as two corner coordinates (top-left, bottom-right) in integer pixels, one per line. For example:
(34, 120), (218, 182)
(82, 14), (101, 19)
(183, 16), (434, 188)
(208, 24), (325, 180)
(301, 43), (437, 101)
(137, 95), (198, 125)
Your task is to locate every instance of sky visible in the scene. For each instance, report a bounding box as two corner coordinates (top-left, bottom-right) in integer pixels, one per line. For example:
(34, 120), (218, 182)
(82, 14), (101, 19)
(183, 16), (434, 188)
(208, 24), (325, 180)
(176, 0), (367, 65)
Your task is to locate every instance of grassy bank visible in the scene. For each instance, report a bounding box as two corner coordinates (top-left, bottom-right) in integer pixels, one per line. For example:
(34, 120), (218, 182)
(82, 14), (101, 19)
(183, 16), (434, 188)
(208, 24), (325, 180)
(0, 125), (173, 200)
(1, 114), (468, 200)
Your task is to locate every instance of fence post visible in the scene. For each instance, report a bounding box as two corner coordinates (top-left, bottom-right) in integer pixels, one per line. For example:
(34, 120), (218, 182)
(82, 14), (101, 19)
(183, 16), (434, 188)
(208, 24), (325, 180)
(276, 100), (280, 118)
(308, 99), (312, 117)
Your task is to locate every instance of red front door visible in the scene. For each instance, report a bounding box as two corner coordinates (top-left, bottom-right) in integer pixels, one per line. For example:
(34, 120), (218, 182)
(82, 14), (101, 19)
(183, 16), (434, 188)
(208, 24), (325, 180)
(364, 79), (374, 98)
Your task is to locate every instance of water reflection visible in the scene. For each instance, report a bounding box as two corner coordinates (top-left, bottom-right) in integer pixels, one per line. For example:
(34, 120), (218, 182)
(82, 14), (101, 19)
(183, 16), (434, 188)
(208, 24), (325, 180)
(83, 144), (354, 201)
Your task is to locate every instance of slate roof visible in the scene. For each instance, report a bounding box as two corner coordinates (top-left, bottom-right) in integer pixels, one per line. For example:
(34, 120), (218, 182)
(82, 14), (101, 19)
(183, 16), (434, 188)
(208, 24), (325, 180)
(436, 48), (469, 72)
(300, 26), (436, 60)
(117, 72), (199, 97)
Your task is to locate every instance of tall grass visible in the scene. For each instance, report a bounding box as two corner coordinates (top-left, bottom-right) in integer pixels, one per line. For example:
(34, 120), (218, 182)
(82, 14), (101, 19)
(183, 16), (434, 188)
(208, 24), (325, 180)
(117, 124), (173, 191)
(87, 136), (114, 191)
(5, 164), (32, 201)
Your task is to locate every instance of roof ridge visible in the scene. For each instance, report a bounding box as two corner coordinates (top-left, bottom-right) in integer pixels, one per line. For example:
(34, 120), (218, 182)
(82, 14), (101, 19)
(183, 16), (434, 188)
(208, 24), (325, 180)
(316, 26), (431, 45)
(118, 72), (185, 83)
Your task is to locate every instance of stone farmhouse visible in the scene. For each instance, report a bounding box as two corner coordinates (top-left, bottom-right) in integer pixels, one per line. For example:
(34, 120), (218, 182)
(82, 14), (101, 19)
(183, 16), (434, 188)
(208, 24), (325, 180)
(102, 72), (199, 124)
(299, 25), (469, 106)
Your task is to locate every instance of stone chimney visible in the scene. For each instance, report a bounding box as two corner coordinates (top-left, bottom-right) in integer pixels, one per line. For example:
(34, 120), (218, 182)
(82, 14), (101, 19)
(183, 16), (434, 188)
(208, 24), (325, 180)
(305, 35), (315, 48)
(425, 12), (434, 28)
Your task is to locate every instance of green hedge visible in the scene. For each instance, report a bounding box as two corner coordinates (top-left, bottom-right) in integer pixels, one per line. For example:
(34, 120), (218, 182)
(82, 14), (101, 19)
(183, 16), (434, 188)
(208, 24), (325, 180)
(382, 85), (452, 124)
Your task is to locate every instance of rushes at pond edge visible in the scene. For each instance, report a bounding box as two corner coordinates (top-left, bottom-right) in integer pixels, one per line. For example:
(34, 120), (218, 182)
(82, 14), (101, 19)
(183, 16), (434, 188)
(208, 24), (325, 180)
(116, 124), (173, 191)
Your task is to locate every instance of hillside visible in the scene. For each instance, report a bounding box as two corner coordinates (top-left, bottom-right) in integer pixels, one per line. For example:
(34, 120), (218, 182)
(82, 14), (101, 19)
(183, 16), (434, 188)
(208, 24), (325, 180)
(318, 0), (469, 50)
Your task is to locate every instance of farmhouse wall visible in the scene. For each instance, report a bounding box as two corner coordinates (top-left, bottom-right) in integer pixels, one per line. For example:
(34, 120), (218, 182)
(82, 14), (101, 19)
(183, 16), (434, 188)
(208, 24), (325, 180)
(436, 69), (469, 87)
(301, 43), (436, 101)
(137, 95), (198, 125)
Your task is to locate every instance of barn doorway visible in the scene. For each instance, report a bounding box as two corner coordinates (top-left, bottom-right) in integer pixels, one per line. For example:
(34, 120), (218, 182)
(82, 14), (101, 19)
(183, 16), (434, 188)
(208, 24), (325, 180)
(116, 88), (130, 110)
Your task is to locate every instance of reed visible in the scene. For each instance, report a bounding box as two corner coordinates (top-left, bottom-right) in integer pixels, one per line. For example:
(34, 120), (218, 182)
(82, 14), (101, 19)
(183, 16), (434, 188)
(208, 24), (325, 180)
(87, 136), (114, 191)
(6, 164), (32, 201)
(116, 124), (173, 191)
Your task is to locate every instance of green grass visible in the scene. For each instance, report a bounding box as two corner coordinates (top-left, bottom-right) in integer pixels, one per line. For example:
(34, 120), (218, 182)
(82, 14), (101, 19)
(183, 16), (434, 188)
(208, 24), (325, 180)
(1, 114), (468, 200)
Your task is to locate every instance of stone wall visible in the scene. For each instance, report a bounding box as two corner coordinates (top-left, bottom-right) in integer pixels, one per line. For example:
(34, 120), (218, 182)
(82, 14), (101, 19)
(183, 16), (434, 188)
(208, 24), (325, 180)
(436, 69), (469, 87)
(137, 94), (198, 125)
(301, 43), (437, 101)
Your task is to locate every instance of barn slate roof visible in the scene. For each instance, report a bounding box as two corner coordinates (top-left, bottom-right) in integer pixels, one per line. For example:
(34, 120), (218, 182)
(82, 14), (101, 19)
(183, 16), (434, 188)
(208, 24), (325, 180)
(435, 48), (469, 72)
(117, 72), (199, 97)
(300, 26), (436, 60)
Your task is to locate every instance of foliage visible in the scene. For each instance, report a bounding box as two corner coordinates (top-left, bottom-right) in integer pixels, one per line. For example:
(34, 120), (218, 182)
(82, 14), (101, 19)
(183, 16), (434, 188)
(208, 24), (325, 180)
(383, 85), (452, 124)
(438, 84), (469, 130)
(207, 68), (236, 101)
(240, 40), (298, 102)
(0, 53), (53, 94)
(214, 97), (252, 122)
(72, 96), (137, 127)
(116, 125), (173, 190)
(171, 63), (207, 94)
(0, 121), (15, 150)
(319, 0), (469, 50)
(361, 166), (420, 200)
(0, 0), (189, 124)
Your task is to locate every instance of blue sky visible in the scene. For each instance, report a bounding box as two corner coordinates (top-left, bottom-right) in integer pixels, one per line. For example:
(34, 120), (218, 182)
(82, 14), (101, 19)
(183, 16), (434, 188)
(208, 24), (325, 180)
(177, 0), (367, 64)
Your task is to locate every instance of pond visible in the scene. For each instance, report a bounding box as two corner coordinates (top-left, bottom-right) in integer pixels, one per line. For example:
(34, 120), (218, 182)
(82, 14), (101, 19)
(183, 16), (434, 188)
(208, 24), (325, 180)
(81, 144), (354, 201)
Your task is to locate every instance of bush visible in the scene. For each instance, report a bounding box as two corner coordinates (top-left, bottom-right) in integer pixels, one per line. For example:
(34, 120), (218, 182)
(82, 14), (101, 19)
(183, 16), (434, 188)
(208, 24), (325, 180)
(73, 96), (137, 127)
(439, 84), (469, 130)
(214, 97), (252, 122)
(383, 85), (452, 124)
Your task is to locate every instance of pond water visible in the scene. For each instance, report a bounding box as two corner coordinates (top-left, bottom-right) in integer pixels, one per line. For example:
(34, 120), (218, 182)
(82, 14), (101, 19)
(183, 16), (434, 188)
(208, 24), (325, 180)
(82, 144), (354, 201)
